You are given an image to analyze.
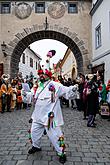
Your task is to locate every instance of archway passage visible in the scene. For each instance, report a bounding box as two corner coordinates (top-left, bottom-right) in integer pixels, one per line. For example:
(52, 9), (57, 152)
(11, 30), (84, 78)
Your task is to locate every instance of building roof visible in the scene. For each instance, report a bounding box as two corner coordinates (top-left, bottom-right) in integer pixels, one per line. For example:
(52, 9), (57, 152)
(28, 46), (42, 60)
(90, 0), (103, 16)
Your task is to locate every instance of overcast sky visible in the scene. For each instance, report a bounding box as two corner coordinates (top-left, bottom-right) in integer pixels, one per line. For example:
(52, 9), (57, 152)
(30, 39), (68, 68)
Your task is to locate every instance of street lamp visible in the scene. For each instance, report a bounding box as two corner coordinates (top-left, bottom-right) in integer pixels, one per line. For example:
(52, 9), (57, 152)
(1, 41), (7, 57)
(87, 63), (92, 69)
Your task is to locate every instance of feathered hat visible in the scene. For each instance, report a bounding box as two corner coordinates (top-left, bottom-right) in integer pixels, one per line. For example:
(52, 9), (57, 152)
(38, 69), (44, 75)
(1, 74), (10, 81)
(45, 69), (52, 78)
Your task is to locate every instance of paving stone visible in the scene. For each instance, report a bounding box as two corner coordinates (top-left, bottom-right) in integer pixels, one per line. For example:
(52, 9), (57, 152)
(10, 151), (22, 155)
(74, 163), (89, 165)
(0, 155), (13, 161)
(0, 151), (9, 155)
(67, 156), (81, 162)
(16, 143), (26, 147)
(16, 160), (33, 165)
(1, 160), (17, 165)
(0, 147), (9, 151)
(33, 160), (48, 165)
(49, 160), (62, 165)
(47, 151), (57, 156)
(96, 158), (110, 163)
(0, 107), (110, 164)
(41, 155), (51, 161)
(83, 152), (98, 157)
(27, 154), (42, 160)
(0, 161), (3, 164)
(82, 157), (97, 163)
(71, 152), (84, 157)
(89, 163), (105, 165)
(13, 155), (27, 160)
(8, 147), (20, 151)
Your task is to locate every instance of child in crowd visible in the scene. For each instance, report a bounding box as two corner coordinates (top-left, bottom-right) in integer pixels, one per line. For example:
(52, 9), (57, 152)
(16, 83), (22, 110)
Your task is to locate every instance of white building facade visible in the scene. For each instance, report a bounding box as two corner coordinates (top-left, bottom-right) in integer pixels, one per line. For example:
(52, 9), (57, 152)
(19, 47), (41, 78)
(60, 49), (77, 80)
(91, 0), (110, 83)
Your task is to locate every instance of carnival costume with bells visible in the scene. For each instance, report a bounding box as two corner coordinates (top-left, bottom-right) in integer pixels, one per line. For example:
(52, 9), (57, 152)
(28, 69), (78, 163)
(11, 81), (17, 111)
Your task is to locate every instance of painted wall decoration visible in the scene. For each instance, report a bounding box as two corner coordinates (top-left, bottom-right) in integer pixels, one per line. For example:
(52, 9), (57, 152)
(48, 2), (65, 19)
(15, 2), (32, 19)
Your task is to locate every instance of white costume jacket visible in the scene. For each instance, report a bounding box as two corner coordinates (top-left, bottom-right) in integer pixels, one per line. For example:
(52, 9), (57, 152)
(32, 80), (77, 126)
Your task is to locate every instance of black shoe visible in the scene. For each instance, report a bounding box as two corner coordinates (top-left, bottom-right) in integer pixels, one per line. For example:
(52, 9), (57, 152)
(59, 154), (67, 164)
(43, 129), (47, 135)
(29, 118), (33, 123)
(28, 146), (41, 154)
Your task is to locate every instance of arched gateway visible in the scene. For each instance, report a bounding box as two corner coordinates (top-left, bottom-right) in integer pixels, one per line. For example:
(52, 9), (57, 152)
(0, 1), (92, 78)
(4, 24), (90, 78)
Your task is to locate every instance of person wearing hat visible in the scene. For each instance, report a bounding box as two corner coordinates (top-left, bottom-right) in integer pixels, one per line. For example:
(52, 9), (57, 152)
(28, 69), (78, 163)
(1, 74), (12, 113)
(106, 80), (110, 121)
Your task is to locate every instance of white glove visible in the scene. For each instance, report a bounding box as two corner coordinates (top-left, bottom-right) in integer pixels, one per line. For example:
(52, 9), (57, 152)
(72, 84), (79, 91)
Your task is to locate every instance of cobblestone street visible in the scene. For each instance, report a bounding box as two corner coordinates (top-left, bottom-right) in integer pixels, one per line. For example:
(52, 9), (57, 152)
(0, 107), (110, 165)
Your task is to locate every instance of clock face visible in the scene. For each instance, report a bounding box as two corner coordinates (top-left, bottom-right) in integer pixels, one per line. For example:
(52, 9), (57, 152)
(15, 2), (32, 19)
(48, 2), (65, 19)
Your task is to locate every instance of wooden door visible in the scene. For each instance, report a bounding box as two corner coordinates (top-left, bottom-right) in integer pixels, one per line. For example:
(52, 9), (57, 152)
(0, 63), (3, 77)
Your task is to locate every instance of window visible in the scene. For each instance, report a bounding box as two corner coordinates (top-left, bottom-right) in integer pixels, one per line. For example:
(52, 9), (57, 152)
(22, 53), (25, 64)
(38, 63), (41, 70)
(30, 58), (33, 68)
(95, 23), (101, 49)
(36, 62), (38, 70)
(35, 2), (45, 13)
(0, 2), (11, 14)
(68, 3), (78, 13)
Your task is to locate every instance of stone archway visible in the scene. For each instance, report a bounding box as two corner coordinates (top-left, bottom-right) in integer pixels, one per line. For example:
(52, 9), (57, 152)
(4, 24), (90, 78)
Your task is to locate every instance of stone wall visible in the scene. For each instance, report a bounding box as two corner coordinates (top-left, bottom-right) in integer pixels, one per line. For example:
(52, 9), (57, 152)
(0, 1), (92, 77)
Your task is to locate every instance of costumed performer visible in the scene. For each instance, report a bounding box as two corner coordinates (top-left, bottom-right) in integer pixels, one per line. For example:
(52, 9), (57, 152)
(28, 69), (78, 163)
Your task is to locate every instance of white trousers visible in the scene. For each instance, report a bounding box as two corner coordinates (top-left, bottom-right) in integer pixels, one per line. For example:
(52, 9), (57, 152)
(26, 92), (32, 104)
(31, 122), (63, 155)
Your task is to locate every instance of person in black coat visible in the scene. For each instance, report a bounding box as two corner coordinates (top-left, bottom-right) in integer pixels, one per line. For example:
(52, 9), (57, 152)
(87, 76), (99, 127)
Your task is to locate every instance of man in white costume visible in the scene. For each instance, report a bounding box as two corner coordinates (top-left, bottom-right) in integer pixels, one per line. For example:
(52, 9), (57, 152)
(28, 69), (78, 163)
(22, 80), (32, 107)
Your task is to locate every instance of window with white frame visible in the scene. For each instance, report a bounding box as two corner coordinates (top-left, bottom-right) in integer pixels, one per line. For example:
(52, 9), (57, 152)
(36, 61), (38, 70)
(30, 58), (33, 68)
(0, 2), (11, 14)
(68, 2), (78, 14)
(35, 2), (45, 13)
(95, 23), (101, 49)
(22, 53), (25, 64)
